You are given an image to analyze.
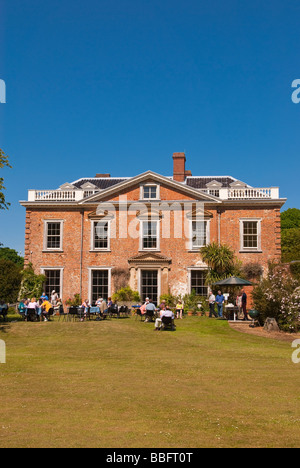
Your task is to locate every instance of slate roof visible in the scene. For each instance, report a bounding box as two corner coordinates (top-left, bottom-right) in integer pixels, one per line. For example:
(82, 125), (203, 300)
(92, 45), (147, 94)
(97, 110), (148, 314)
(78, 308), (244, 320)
(72, 178), (128, 190)
(186, 177), (237, 189)
(72, 175), (239, 191)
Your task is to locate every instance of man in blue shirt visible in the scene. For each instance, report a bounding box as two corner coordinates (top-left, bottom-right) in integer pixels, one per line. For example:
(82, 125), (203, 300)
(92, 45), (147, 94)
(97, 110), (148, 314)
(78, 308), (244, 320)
(216, 290), (225, 318)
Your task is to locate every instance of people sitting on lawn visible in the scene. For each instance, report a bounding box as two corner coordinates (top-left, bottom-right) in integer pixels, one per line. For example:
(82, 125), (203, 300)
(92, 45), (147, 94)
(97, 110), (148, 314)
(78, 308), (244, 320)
(40, 292), (49, 301)
(41, 299), (53, 322)
(145, 299), (156, 322)
(154, 307), (175, 331)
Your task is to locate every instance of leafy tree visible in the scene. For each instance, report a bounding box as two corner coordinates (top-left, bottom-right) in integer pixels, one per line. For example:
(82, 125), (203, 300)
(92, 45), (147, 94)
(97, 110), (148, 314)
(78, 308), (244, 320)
(281, 208), (300, 231)
(18, 264), (46, 300)
(281, 208), (300, 262)
(0, 259), (22, 303)
(282, 228), (300, 263)
(0, 149), (12, 210)
(200, 242), (242, 284)
(0, 246), (24, 268)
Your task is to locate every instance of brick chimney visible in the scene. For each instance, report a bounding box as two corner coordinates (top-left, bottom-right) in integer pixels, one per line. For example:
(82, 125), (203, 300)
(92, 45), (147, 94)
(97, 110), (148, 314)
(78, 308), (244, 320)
(95, 174), (111, 178)
(173, 152), (187, 182)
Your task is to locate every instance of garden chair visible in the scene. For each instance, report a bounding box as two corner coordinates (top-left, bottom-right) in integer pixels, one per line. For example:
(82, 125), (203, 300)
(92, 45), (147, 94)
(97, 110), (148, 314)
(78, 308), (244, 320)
(109, 304), (119, 318)
(0, 303), (8, 322)
(162, 316), (175, 331)
(135, 309), (144, 321)
(68, 306), (78, 321)
(145, 309), (155, 322)
(58, 305), (68, 322)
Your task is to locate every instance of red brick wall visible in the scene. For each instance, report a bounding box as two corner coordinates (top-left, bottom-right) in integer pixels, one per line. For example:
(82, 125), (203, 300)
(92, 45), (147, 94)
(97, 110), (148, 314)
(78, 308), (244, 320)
(24, 188), (281, 303)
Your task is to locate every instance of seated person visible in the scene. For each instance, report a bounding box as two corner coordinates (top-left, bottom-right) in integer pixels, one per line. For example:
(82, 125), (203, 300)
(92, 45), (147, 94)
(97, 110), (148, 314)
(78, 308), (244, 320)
(18, 300), (27, 318)
(155, 307), (175, 330)
(145, 299), (156, 322)
(41, 300), (53, 322)
(53, 298), (63, 316)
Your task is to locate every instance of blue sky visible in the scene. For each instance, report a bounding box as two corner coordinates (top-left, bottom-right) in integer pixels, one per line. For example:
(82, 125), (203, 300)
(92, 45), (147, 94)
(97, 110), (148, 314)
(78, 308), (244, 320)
(0, 0), (299, 254)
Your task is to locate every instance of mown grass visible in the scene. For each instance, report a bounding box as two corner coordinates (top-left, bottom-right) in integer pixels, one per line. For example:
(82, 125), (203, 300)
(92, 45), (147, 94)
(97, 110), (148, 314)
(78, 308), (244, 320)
(0, 316), (299, 448)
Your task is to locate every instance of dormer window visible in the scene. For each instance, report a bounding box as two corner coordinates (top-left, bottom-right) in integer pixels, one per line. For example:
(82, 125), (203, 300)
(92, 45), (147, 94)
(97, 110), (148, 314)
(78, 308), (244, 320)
(141, 184), (159, 200)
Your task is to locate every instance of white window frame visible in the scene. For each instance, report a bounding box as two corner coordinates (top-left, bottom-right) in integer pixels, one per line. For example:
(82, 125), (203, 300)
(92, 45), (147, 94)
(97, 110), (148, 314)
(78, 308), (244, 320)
(43, 220), (64, 251)
(88, 267), (112, 304)
(239, 218), (262, 252)
(40, 267), (64, 299)
(189, 219), (211, 251)
(90, 220), (111, 251)
(140, 183), (160, 201)
(139, 219), (160, 251)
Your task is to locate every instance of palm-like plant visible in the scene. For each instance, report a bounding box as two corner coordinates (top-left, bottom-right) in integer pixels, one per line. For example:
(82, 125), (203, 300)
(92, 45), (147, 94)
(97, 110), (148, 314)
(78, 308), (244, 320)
(200, 243), (242, 284)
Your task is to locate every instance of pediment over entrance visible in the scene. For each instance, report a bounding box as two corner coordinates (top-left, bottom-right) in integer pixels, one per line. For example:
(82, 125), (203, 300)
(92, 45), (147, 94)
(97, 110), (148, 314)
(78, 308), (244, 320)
(128, 252), (172, 268)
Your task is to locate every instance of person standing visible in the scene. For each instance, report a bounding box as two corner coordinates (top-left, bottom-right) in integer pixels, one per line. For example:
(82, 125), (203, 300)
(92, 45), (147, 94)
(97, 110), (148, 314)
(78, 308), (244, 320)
(241, 289), (248, 321)
(51, 290), (58, 307)
(208, 291), (218, 318)
(216, 290), (225, 318)
(176, 300), (184, 320)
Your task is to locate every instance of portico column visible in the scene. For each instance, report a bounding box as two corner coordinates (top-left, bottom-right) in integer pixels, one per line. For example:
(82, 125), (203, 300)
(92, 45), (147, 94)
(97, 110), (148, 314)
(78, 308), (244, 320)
(161, 266), (169, 296)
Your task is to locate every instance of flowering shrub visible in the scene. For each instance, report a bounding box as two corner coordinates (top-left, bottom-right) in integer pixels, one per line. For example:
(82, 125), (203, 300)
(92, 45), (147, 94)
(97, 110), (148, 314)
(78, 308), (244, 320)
(65, 293), (82, 307)
(252, 264), (300, 332)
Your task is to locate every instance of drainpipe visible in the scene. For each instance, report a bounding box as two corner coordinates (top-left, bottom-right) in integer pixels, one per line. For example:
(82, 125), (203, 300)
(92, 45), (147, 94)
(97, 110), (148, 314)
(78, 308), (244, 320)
(80, 210), (84, 299)
(217, 209), (222, 246)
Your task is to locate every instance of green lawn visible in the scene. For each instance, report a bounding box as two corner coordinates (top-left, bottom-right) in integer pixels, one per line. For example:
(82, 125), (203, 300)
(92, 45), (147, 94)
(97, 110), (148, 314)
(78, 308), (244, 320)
(0, 316), (299, 448)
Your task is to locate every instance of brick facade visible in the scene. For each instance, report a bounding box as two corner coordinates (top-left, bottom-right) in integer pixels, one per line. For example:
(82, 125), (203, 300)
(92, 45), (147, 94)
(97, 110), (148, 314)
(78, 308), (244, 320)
(21, 154), (285, 304)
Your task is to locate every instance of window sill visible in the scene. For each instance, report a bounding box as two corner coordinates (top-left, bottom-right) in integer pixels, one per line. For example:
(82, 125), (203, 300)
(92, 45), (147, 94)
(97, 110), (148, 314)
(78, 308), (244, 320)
(89, 250), (111, 253)
(239, 250), (263, 254)
(42, 250), (64, 253)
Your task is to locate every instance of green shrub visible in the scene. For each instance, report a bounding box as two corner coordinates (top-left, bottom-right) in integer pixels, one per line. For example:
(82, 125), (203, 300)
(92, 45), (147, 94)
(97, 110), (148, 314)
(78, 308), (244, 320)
(112, 287), (140, 303)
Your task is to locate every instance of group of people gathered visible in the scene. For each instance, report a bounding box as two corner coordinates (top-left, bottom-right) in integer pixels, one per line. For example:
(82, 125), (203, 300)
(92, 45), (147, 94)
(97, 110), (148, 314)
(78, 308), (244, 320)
(208, 289), (248, 320)
(15, 289), (248, 323)
(137, 297), (184, 331)
(18, 291), (62, 322)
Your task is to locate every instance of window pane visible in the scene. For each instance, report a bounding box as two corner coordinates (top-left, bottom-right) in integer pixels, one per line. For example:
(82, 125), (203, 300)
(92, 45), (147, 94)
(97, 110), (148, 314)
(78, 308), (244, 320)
(94, 222), (109, 249)
(44, 270), (61, 299)
(143, 221), (158, 249)
(192, 221), (207, 248)
(91, 270), (109, 303)
(143, 186), (157, 199)
(243, 222), (258, 248)
(191, 271), (208, 297)
(47, 223), (61, 249)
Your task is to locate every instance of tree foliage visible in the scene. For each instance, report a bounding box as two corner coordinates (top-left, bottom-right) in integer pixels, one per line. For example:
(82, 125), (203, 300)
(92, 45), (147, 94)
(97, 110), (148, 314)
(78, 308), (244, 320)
(0, 148), (12, 210)
(18, 264), (46, 300)
(281, 208), (300, 262)
(200, 242), (242, 284)
(0, 246), (24, 268)
(0, 259), (22, 303)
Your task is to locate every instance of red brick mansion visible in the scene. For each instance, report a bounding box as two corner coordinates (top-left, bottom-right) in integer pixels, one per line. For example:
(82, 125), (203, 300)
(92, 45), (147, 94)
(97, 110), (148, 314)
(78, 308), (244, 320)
(20, 152), (286, 304)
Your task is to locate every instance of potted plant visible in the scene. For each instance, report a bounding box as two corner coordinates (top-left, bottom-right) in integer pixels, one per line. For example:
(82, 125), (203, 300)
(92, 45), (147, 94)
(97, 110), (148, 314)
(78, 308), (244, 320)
(183, 290), (202, 316)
